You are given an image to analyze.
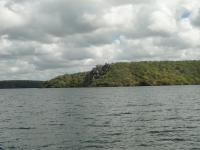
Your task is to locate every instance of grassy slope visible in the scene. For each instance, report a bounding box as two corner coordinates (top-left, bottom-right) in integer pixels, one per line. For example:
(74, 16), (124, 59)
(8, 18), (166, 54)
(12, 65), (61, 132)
(44, 60), (200, 88)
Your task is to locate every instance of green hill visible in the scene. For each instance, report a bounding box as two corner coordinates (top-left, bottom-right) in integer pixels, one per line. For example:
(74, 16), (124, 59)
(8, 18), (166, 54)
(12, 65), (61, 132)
(44, 60), (200, 88)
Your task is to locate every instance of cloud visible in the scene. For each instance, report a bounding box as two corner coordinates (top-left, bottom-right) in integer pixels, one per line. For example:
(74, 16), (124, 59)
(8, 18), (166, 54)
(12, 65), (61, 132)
(0, 0), (200, 80)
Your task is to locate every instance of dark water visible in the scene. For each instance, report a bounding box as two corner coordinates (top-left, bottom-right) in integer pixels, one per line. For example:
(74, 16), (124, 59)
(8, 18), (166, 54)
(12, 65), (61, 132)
(0, 86), (200, 150)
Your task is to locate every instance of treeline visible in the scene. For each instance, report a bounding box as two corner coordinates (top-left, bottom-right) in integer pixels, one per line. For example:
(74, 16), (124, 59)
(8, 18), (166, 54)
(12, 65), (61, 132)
(1, 61), (199, 88)
(0, 80), (44, 89)
(44, 60), (200, 88)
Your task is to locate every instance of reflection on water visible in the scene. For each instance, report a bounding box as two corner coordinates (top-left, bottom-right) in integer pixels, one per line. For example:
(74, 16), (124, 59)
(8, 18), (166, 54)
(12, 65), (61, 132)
(0, 86), (200, 149)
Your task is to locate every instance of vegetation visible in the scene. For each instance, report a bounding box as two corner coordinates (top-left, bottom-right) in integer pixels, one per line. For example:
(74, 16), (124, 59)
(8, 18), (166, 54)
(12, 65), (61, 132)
(3, 60), (199, 89)
(44, 60), (200, 88)
(44, 73), (86, 88)
(0, 80), (44, 89)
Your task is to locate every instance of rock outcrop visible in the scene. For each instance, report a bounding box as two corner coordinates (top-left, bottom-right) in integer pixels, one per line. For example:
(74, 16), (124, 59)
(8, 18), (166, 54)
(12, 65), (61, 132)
(84, 63), (111, 86)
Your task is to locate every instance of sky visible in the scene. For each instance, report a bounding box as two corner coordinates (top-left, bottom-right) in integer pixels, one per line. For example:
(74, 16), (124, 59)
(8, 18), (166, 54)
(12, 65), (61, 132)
(0, 0), (200, 80)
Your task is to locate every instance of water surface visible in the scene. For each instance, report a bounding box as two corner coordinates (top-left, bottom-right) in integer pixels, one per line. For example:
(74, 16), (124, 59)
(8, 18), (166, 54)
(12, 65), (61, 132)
(0, 86), (200, 149)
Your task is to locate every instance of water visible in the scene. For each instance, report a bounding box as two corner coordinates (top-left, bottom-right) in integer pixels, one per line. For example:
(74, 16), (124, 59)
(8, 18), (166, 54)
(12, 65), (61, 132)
(0, 86), (200, 150)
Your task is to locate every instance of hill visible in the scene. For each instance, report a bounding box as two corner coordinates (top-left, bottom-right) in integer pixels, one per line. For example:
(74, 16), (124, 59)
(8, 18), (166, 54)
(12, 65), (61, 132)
(44, 60), (200, 88)
(0, 80), (44, 89)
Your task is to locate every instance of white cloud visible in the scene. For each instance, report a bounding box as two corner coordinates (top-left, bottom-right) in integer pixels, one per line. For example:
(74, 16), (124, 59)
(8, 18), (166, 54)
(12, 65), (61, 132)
(148, 5), (177, 34)
(102, 4), (135, 28)
(178, 20), (200, 46)
(0, 2), (25, 30)
(0, 0), (200, 80)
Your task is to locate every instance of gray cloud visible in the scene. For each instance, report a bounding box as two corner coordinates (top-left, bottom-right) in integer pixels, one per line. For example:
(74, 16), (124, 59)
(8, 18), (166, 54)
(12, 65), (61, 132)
(0, 0), (200, 80)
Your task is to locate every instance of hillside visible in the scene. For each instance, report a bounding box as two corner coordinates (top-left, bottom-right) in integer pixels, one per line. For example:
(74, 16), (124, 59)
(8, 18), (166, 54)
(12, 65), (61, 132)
(44, 60), (200, 88)
(0, 80), (44, 89)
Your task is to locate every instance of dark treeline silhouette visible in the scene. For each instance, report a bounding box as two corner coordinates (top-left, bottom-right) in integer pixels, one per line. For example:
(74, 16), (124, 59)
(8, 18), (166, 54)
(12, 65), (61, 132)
(0, 80), (44, 89)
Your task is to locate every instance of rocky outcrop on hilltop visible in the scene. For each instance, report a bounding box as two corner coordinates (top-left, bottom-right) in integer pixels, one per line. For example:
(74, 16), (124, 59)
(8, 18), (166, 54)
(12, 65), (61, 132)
(84, 63), (111, 86)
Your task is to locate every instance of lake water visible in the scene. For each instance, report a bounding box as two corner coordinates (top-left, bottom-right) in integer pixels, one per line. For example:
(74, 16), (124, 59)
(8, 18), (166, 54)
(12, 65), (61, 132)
(0, 86), (200, 150)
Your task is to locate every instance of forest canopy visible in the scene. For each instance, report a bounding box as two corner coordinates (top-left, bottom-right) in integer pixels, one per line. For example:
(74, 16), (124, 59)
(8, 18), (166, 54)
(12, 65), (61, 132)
(44, 60), (200, 88)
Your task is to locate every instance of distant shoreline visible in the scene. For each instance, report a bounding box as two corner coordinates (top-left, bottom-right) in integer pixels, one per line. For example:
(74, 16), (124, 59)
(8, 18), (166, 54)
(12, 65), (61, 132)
(0, 80), (44, 89)
(0, 84), (200, 90)
(1, 60), (200, 89)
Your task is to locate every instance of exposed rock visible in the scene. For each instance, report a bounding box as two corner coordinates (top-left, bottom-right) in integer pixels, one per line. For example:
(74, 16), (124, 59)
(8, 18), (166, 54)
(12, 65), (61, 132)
(84, 63), (111, 86)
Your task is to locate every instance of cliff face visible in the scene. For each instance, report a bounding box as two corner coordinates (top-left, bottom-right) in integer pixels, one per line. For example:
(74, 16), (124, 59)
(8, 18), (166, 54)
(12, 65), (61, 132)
(44, 60), (200, 88)
(44, 63), (111, 88)
(84, 63), (111, 86)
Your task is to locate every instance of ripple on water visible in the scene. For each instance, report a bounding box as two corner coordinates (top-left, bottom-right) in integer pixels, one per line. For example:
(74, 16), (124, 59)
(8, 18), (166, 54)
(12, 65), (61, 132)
(0, 86), (200, 150)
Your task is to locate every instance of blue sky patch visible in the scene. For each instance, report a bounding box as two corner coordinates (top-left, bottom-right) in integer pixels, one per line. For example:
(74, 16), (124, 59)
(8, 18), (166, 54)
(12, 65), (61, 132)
(112, 34), (120, 43)
(181, 9), (191, 19)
